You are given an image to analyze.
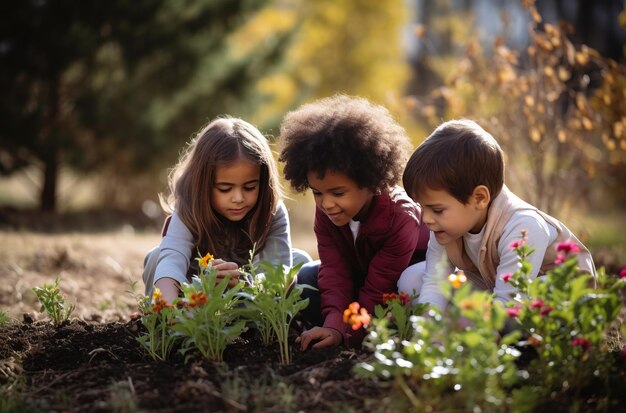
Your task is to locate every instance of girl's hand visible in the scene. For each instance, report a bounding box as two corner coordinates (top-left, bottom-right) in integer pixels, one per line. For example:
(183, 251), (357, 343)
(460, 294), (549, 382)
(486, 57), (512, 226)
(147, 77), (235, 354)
(296, 326), (343, 351)
(211, 259), (240, 288)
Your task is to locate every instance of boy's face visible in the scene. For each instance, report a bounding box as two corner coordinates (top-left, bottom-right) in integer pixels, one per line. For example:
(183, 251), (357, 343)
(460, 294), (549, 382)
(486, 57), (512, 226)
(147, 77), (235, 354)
(417, 187), (488, 246)
(307, 170), (374, 227)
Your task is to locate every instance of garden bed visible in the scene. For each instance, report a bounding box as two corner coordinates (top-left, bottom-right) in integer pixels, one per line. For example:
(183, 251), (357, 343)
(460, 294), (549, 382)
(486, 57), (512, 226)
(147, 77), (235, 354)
(0, 318), (381, 412)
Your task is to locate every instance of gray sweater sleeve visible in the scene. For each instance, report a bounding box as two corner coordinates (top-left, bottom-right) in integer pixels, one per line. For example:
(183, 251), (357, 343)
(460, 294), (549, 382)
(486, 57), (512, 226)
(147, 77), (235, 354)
(153, 201), (293, 286)
(153, 212), (195, 286)
(252, 200), (293, 268)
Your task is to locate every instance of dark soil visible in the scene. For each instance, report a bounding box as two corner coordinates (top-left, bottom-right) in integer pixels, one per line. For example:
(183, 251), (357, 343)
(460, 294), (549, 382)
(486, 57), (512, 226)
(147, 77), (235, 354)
(0, 318), (384, 413)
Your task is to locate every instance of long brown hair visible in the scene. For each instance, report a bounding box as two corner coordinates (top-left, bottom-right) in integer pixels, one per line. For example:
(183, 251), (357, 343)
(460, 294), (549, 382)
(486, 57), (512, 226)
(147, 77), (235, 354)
(161, 117), (283, 265)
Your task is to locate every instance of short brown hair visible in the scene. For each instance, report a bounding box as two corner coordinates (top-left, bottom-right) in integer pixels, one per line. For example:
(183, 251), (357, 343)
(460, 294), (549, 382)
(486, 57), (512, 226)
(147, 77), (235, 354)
(279, 94), (411, 193)
(403, 119), (504, 203)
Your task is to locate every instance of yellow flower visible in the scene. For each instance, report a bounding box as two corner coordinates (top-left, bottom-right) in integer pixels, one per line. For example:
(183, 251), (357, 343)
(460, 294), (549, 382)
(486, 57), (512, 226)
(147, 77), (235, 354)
(448, 271), (467, 289)
(200, 252), (214, 269)
(152, 287), (162, 302)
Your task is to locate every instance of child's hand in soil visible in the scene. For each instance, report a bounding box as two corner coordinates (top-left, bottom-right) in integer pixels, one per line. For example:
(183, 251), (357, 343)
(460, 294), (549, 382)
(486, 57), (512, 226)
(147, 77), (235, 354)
(296, 326), (342, 351)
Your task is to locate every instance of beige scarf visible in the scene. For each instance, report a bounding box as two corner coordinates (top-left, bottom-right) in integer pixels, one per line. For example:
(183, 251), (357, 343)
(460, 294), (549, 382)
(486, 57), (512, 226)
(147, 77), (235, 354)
(445, 186), (596, 290)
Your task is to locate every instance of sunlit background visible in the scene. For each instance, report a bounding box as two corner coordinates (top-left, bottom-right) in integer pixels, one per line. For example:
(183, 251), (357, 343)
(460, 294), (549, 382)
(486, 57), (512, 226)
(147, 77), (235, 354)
(1, 0), (625, 269)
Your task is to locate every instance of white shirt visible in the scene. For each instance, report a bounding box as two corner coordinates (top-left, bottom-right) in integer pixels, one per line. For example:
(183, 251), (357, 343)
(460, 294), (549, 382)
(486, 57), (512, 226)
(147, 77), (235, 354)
(418, 209), (558, 310)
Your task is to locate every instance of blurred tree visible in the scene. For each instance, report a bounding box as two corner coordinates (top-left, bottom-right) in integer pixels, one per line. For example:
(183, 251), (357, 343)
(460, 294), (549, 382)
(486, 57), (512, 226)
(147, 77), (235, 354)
(0, 0), (291, 211)
(252, 0), (411, 130)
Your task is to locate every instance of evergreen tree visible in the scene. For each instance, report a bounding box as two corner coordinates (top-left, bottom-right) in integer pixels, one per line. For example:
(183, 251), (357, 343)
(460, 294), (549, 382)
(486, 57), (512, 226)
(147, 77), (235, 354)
(0, 0), (290, 211)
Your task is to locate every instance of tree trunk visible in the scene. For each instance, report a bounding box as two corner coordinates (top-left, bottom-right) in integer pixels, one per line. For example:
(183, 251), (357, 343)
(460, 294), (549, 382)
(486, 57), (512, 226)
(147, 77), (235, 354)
(40, 148), (58, 212)
(40, 77), (60, 212)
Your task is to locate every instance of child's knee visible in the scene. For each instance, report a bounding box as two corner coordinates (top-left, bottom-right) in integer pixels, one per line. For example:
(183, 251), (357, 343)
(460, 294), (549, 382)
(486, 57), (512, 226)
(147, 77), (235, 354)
(296, 260), (320, 288)
(142, 246), (161, 296)
(292, 248), (313, 266)
(397, 261), (426, 299)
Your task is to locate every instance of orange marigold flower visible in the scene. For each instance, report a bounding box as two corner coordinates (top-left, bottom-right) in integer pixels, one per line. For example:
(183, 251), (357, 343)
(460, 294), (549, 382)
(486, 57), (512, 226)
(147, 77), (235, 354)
(151, 298), (172, 314)
(200, 252), (214, 270)
(343, 302), (371, 330)
(189, 291), (208, 308)
(342, 308), (353, 324)
(448, 271), (467, 289)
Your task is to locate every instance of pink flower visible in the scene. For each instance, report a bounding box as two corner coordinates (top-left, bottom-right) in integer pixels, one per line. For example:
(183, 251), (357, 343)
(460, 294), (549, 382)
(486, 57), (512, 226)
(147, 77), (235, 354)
(509, 238), (527, 250)
(619, 268), (626, 279)
(382, 292), (411, 306)
(571, 337), (591, 351)
(539, 305), (553, 316)
(506, 306), (521, 318)
(501, 273), (513, 283)
(530, 298), (545, 310)
(555, 255), (565, 265)
(556, 241), (580, 255)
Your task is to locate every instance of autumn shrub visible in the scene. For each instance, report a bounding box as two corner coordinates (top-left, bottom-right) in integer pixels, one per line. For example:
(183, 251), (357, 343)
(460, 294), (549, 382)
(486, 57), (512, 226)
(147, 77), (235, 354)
(406, 0), (626, 215)
(357, 235), (626, 411)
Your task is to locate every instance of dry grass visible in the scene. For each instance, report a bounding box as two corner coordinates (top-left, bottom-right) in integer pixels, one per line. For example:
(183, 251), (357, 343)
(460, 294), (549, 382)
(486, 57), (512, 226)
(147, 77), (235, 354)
(0, 231), (161, 322)
(0, 199), (318, 323)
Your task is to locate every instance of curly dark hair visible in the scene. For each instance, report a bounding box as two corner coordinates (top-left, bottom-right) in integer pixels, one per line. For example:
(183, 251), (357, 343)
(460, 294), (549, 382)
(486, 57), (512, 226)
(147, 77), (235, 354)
(278, 94), (411, 193)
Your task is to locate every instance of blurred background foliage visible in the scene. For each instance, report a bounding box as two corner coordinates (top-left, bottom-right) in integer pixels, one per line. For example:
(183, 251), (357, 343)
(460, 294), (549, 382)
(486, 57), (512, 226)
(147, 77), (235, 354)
(0, 0), (625, 267)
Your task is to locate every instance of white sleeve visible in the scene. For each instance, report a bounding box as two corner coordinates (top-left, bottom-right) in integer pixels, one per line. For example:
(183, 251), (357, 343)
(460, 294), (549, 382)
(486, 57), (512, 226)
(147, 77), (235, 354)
(493, 211), (557, 306)
(253, 200), (293, 269)
(153, 212), (195, 286)
(417, 233), (454, 311)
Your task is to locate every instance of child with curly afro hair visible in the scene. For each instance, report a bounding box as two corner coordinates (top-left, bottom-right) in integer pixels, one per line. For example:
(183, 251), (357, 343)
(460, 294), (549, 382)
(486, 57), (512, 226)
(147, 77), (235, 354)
(279, 95), (430, 350)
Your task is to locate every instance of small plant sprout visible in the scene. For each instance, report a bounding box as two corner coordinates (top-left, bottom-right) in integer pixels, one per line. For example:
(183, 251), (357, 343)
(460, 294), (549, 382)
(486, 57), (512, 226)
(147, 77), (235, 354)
(32, 277), (75, 325)
(239, 262), (309, 365)
(172, 252), (246, 363)
(0, 308), (13, 328)
(136, 287), (179, 361)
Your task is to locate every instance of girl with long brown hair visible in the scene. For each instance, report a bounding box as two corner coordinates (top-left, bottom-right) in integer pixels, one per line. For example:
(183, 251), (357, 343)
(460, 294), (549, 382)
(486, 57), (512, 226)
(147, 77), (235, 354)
(143, 117), (304, 303)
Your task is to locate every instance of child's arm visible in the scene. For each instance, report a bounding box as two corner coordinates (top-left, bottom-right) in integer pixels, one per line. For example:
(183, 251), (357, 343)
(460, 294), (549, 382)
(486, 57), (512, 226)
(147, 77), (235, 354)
(152, 212), (195, 296)
(416, 236), (454, 310)
(494, 211), (556, 305)
(314, 213), (355, 345)
(358, 211), (421, 312)
(254, 200), (293, 268)
(154, 277), (181, 303)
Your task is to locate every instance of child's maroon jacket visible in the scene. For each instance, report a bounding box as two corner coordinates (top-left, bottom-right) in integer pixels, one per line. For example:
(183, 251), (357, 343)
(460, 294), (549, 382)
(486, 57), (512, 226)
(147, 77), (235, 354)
(314, 187), (429, 346)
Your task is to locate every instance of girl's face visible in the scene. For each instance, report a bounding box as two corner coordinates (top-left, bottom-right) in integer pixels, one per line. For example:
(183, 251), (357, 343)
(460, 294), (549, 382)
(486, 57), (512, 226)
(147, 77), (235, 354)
(307, 170), (374, 227)
(211, 158), (261, 222)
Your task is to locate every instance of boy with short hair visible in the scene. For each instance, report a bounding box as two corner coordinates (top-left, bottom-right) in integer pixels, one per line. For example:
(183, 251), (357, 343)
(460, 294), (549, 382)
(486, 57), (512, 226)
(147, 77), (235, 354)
(399, 119), (596, 310)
